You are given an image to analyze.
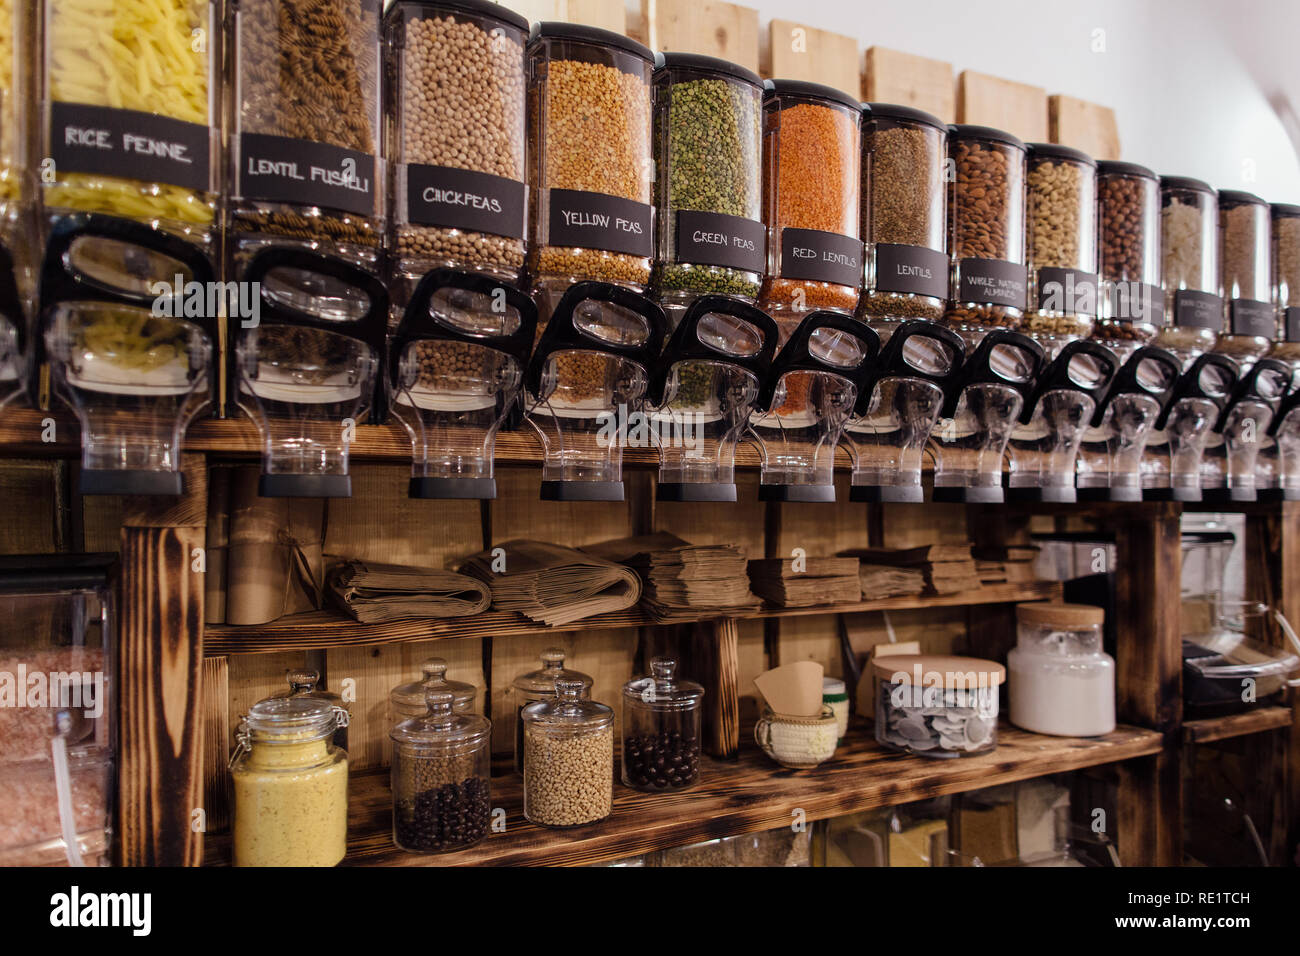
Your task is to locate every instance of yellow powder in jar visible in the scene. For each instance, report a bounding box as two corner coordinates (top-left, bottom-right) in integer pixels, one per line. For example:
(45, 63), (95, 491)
(45, 0), (214, 225)
(233, 736), (348, 867)
(0, 0), (17, 202)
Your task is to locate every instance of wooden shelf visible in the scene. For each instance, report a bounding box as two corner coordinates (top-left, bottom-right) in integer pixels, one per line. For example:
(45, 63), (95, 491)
(204, 581), (1062, 656)
(1182, 707), (1293, 744)
(202, 721), (1163, 868)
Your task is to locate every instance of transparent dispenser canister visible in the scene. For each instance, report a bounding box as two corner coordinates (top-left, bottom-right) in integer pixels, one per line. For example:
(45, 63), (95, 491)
(40, 215), (218, 495)
(388, 269), (537, 499)
(1158, 177), (1221, 365)
(845, 319), (965, 502)
(931, 329), (1045, 503)
(750, 311), (877, 502)
(1076, 346), (1181, 501)
(1267, 203), (1300, 380)
(1007, 339), (1118, 503)
(230, 248), (387, 498)
(645, 295), (777, 502)
(0, 240), (30, 409)
(1092, 162), (1163, 360)
(1200, 357), (1290, 503)
(1215, 191), (1274, 370)
(1141, 352), (1238, 502)
(523, 281), (664, 500)
(1265, 377), (1300, 501)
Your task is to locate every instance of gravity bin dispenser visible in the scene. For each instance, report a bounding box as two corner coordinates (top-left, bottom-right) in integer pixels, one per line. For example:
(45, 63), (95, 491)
(1141, 352), (1239, 502)
(523, 281), (664, 501)
(749, 310), (878, 502)
(1007, 339), (1118, 503)
(230, 248), (388, 498)
(645, 295), (778, 502)
(931, 329), (1046, 503)
(845, 319), (966, 502)
(40, 215), (218, 495)
(1076, 346), (1181, 501)
(388, 270), (537, 499)
(1263, 382), (1300, 501)
(1200, 357), (1291, 503)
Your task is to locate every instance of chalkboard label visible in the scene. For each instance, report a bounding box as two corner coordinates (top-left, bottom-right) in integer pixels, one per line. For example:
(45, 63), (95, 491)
(674, 210), (765, 273)
(404, 164), (526, 239)
(546, 188), (653, 258)
(1107, 281), (1166, 326)
(779, 227), (862, 288)
(1286, 307), (1300, 343)
(875, 244), (948, 299)
(957, 258), (1028, 309)
(51, 102), (211, 194)
(1036, 267), (1098, 315)
(238, 132), (376, 217)
(1173, 290), (1224, 330)
(1230, 298), (1276, 339)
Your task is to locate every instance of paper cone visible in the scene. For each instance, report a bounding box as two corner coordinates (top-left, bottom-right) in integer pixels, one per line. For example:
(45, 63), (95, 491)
(754, 661), (824, 717)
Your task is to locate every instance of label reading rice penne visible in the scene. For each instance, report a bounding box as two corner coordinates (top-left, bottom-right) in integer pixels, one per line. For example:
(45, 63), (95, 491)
(51, 102), (211, 193)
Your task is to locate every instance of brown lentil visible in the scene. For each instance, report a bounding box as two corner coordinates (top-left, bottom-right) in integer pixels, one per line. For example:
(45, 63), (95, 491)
(392, 13), (526, 278)
(523, 724), (613, 827)
(1221, 200), (1271, 303)
(1099, 173), (1157, 283)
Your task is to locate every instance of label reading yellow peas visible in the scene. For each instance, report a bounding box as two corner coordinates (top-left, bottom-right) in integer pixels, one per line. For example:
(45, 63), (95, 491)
(546, 188), (652, 258)
(50, 103), (211, 192)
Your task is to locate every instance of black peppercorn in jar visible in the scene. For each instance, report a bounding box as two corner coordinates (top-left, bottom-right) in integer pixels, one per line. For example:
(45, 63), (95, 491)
(650, 53), (765, 329)
(1156, 177), (1220, 366)
(621, 657), (704, 793)
(1092, 161), (1163, 360)
(857, 103), (949, 340)
(1215, 190), (1274, 369)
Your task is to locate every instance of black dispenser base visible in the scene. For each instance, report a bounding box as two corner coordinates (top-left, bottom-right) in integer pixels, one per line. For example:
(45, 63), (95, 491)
(540, 480), (624, 502)
(758, 484), (836, 503)
(409, 477), (497, 500)
(1007, 486), (1077, 504)
(259, 474), (353, 498)
(850, 484), (924, 503)
(656, 482), (737, 502)
(79, 469), (184, 497)
(933, 486), (1004, 504)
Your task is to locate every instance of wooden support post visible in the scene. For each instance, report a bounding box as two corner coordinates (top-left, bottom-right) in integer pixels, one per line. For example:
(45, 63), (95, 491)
(699, 617), (741, 759)
(117, 454), (208, 866)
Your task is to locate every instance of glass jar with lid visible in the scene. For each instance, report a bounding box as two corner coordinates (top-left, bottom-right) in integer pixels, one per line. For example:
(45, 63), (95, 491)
(1268, 203), (1300, 377)
(522, 677), (614, 827)
(390, 657), (478, 725)
(1158, 177), (1221, 365)
(390, 689), (491, 854)
(1007, 602), (1115, 737)
(267, 668), (348, 751)
(1024, 144), (1098, 355)
(621, 657), (704, 792)
(1215, 190), (1274, 368)
(942, 125), (1029, 350)
(511, 647), (592, 772)
(230, 697), (349, 867)
(1092, 162), (1163, 359)
(873, 654), (1004, 757)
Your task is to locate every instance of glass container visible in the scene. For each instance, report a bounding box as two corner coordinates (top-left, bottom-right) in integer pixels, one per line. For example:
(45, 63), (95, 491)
(230, 696), (349, 866)
(1268, 203), (1300, 378)
(750, 311), (876, 501)
(874, 654), (1004, 758)
(521, 677), (614, 827)
(645, 295), (777, 501)
(1158, 177), (1220, 364)
(1024, 144), (1098, 354)
(823, 677), (849, 741)
(1216, 190), (1274, 368)
(391, 657), (478, 722)
(264, 668), (348, 751)
(1183, 601), (1300, 717)
(845, 319), (965, 502)
(40, 215), (218, 495)
(651, 53), (765, 326)
(44, 0), (216, 249)
(942, 125), (1028, 350)
(757, 80), (862, 319)
(1199, 357), (1290, 503)
(931, 329), (1045, 503)
(384, 0), (528, 299)
(1007, 339), (1117, 503)
(0, 554), (115, 866)
(527, 22), (654, 299)
(230, 247), (387, 497)
(1076, 346), (1180, 501)
(1266, 383), (1300, 500)
(511, 647), (592, 773)
(1092, 162), (1162, 358)
(621, 657), (703, 792)
(1008, 602), (1114, 737)
(0, 238), (31, 409)
(228, 0), (382, 272)
(390, 689), (491, 853)
(857, 103), (949, 337)
(1141, 351), (1238, 502)
(754, 706), (838, 768)
(0, 0), (35, 208)
(388, 269), (537, 499)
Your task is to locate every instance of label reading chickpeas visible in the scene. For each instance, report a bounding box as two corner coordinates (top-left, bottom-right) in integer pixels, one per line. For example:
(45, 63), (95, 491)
(50, 102), (212, 193)
(1286, 307), (1300, 343)
(238, 132), (376, 216)
(674, 210), (766, 273)
(1173, 290), (1225, 331)
(546, 188), (653, 258)
(403, 164), (526, 239)
(779, 227), (863, 287)
(874, 244), (948, 299)
(1230, 298), (1276, 338)
(1035, 267), (1098, 314)
(957, 258), (1028, 309)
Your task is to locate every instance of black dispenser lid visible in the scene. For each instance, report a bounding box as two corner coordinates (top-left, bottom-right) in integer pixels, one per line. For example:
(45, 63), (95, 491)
(1018, 339), (1118, 425)
(940, 329), (1045, 420)
(1154, 352), (1239, 431)
(853, 320), (966, 418)
(1088, 345), (1181, 429)
(647, 294), (779, 407)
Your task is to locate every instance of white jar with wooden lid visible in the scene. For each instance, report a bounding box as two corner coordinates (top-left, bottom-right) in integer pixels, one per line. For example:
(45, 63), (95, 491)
(873, 654), (1005, 758)
(1008, 602), (1114, 737)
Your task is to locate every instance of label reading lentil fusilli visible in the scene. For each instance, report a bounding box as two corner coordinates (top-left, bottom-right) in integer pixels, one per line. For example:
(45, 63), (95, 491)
(237, 132), (376, 216)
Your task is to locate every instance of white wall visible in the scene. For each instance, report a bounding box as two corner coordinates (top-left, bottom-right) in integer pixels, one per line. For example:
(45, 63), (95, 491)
(724, 0), (1300, 203)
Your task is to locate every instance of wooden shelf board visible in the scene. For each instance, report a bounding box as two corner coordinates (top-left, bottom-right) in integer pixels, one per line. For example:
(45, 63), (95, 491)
(203, 721), (1162, 867)
(204, 581), (1062, 656)
(1182, 706), (1293, 744)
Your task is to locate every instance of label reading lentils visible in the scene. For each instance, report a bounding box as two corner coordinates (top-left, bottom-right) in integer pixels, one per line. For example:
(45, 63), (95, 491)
(957, 258), (1028, 309)
(1230, 298), (1276, 338)
(780, 228), (863, 288)
(1287, 307), (1300, 343)
(1107, 282), (1166, 326)
(546, 188), (653, 258)
(238, 132), (376, 218)
(51, 102), (212, 193)
(1173, 290), (1224, 331)
(874, 244), (948, 299)
(674, 210), (766, 274)
(403, 164), (526, 239)
(1035, 267), (1098, 315)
